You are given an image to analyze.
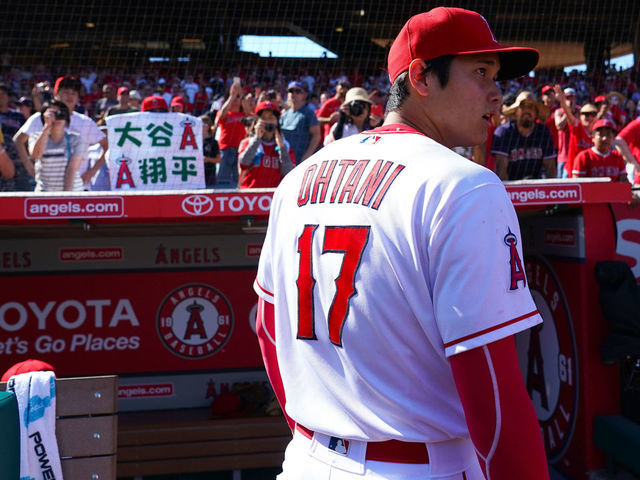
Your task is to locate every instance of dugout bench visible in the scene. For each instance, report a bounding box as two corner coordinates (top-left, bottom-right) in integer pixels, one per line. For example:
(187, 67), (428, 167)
(116, 409), (290, 477)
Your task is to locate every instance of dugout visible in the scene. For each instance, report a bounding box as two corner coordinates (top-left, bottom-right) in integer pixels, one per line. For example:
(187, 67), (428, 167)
(0, 179), (636, 479)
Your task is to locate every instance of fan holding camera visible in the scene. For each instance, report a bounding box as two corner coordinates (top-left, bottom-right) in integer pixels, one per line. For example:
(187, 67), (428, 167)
(323, 88), (375, 146)
(29, 100), (83, 192)
(237, 101), (295, 188)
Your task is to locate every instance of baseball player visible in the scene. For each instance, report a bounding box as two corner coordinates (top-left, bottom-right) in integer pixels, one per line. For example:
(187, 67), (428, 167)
(255, 7), (549, 480)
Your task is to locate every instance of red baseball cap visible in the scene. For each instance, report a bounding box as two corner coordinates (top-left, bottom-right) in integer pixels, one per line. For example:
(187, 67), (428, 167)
(592, 118), (616, 132)
(141, 95), (168, 112)
(117, 86), (130, 96)
(595, 95), (607, 103)
(170, 96), (186, 108)
(541, 85), (553, 95)
(387, 7), (539, 84)
(255, 100), (280, 117)
(1, 359), (56, 382)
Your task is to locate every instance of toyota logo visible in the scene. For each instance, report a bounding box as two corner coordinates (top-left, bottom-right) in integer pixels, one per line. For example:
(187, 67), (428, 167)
(182, 195), (214, 216)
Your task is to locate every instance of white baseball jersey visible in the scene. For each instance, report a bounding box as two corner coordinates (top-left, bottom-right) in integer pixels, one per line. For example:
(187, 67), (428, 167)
(254, 124), (541, 444)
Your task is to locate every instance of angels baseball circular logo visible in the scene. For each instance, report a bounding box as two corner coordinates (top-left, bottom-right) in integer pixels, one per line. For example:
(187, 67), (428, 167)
(515, 257), (578, 463)
(157, 284), (233, 359)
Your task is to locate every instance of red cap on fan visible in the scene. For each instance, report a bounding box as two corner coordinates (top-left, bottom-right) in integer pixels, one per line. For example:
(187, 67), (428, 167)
(387, 7), (539, 84)
(592, 118), (616, 132)
(1, 359), (56, 382)
(141, 95), (168, 112)
(171, 96), (187, 107)
(255, 100), (280, 117)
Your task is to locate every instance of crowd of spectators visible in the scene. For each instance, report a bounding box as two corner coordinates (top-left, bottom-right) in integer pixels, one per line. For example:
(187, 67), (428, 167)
(0, 62), (639, 192)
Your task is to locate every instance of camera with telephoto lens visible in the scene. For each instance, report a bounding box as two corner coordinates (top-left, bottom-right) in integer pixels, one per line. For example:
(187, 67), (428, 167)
(264, 123), (276, 133)
(348, 101), (365, 117)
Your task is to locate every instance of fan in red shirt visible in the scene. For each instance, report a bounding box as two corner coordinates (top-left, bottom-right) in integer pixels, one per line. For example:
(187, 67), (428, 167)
(238, 101), (295, 188)
(573, 119), (627, 182)
(553, 85), (580, 177)
(566, 103), (599, 174)
(315, 80), (350, 140)
(215, 82), (253, 187)
(554, 85), (597, 177)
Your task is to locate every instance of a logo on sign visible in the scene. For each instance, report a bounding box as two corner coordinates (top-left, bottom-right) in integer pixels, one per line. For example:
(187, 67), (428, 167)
(182, 195), (214, 216)
(157, 284), (233, 359)
(515, 257), (578, 463)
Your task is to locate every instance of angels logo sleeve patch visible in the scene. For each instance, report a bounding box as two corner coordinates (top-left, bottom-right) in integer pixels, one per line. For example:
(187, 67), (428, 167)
(428, 184), (541, 357)
(505, 227), (526, 290)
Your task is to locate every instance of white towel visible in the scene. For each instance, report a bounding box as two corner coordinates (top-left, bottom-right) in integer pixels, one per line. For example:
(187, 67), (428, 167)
(7, 371), (64, 480)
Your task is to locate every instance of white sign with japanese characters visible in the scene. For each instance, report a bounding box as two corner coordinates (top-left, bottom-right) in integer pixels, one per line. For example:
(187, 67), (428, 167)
(106, 112), (205, 190)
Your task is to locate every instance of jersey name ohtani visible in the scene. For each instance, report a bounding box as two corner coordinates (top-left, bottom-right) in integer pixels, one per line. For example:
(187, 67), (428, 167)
(297, 159), (405, 210)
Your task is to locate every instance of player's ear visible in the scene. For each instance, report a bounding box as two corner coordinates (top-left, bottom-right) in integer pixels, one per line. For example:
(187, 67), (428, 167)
(408, 59), (430, 97)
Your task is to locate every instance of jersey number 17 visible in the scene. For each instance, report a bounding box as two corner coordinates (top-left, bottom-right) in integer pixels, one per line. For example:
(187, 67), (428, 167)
(296, 224), (370, 347)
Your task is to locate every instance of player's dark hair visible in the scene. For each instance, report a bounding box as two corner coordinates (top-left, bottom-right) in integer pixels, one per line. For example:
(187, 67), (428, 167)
(386, 55), (455, 112)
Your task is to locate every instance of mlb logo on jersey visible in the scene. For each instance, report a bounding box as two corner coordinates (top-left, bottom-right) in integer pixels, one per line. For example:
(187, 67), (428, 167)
(329, 436), (350, 455)
(360, 134), (382, 145)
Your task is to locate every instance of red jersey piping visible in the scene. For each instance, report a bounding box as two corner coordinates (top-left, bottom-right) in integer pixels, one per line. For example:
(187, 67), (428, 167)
(255, 279), (273, 297)
(443, 310), (539, 348)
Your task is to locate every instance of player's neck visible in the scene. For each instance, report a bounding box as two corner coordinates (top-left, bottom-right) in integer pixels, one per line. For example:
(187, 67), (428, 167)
(384, 110), (448, 147)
